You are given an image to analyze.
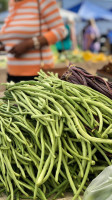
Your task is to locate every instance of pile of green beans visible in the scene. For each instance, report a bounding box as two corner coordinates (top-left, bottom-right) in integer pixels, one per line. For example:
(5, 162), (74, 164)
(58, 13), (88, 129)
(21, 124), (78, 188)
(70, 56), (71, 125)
(0, 70), (112, 200)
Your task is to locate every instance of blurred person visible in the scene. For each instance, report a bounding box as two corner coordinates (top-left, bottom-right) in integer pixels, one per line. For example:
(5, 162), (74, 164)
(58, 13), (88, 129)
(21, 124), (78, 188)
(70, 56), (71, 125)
(107, 30), (112, 54)
(56, 18), (74, 52)
(83, 19), (100, 53)
(69, 19), (77, 50)
(0, 0), (66, 82)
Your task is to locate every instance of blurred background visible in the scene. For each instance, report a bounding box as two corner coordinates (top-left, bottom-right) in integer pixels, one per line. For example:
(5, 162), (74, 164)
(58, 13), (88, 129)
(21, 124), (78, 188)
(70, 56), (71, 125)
(1, 0), (112, 53)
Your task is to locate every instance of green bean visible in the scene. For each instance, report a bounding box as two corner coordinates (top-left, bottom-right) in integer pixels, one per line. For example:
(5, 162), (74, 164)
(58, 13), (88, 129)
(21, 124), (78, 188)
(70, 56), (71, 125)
(50, 121), (59, 137)
(0, 150), (6, 176)
(36, 154), (51, 186)
(62, 138), (90, 161)
(99, 143), (112, 153)
(0, 121), (11, 143)
(74, 114), (112, 144)
(31, 114), (54, 122)
(35, 120), (40, 134)
(91, 166), (106, 172)
(15, 150), (31, 162)
(5, 125), (26, 144)
(7, 175), (13, 200)
(34, 129), (45, 199)
(93, 142), (111, 165)
(72, 143), (91, 200)
(4, 153), (28, 196)
(7, 100), (10, 112)
(55, 138), (62, 183)
(45, 104), (60, 116)
(63, 156), (77, 195)
(42, 184), (46, 194)
(11, 88), (81, 138)
(46, 179), (68, 198)
(62, 148), (73, 159)
(11, 92), (23, 114)
(92, 106), (103, 133)
(81, 140), (87, 172)
(0, 188), (5, 196)
(52, 182), (68, 200)
(45, 142), (55, 158)
(72, 88), (94, 127)
(102, 124), (112, 138)
(37, 188), (47, 200)
(12, 148), (26, 178)
(18, 180), (34, 191)
(41, 142), (56, 185)
(6, 194), (11, 200)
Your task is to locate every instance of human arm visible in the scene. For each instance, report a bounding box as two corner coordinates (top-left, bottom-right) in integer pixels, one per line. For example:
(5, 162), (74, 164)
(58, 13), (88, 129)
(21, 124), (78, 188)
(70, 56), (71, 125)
(41, 0), (66, 45)
(9, 36), (48, 57)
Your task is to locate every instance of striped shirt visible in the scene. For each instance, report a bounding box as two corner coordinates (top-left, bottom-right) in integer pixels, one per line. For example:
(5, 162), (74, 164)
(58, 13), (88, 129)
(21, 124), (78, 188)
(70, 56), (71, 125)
(0, 0), (66, 76)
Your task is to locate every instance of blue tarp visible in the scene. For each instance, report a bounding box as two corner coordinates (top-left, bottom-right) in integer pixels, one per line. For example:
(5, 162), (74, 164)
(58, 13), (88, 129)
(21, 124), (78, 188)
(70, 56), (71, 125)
(0, 11), (8, 22)
(68, 3), (82, 13)
(78, 1), (112, 20)
(62, 0), (112, 12)
(62, 0), (82, 11)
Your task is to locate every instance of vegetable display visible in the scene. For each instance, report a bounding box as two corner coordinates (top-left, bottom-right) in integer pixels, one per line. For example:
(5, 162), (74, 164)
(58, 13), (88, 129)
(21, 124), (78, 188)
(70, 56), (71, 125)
(52, 48), (112, 64)
(0, 70), (112, 200)
(54, 51), (84, 64)
(61, 65), (112, 99)
(0, 55), (7, 68)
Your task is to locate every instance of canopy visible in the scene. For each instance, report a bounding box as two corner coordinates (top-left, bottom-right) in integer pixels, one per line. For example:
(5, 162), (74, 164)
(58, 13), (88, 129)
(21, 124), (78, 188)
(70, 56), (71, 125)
(60, 8), (78, 20)
(68, 3), (81, 13)
(62, 0), (112, 13)
(78, 1), (112, 20)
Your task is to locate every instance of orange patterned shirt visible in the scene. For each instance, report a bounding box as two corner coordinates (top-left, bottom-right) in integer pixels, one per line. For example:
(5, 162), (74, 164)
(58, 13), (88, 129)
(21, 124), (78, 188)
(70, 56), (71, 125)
(0, 0), (66, 76)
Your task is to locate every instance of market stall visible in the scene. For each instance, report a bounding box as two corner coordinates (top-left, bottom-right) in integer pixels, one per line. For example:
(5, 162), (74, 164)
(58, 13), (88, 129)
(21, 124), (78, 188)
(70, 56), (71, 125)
(0, 67), (112, 200)
(0, 1), (112, 199)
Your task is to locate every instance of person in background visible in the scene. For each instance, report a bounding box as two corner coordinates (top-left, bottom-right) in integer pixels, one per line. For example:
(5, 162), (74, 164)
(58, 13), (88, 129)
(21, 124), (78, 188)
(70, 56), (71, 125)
(0, 0), (66, 83)
(107, 30), (112, 54)
(69, 19), (77, 50)
(83, 19), (100, 53)
(56, 18), (73, 52)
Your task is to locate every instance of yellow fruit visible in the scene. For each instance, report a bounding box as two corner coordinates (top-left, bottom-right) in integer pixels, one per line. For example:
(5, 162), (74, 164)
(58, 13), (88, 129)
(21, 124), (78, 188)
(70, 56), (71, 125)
(82, 51), (93, 61)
